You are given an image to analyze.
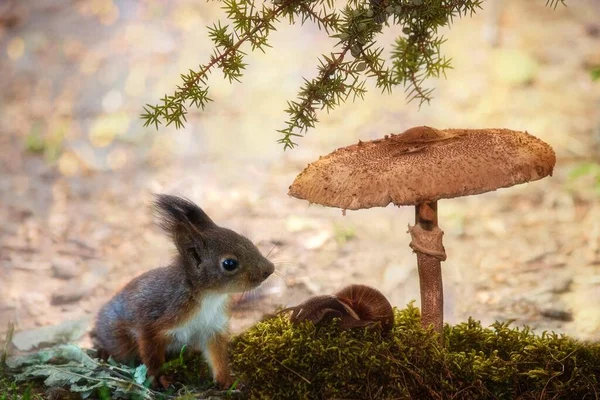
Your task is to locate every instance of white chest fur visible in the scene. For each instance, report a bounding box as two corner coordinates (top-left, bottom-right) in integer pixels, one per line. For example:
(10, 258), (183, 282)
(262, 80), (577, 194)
(166, 293), (230, 353)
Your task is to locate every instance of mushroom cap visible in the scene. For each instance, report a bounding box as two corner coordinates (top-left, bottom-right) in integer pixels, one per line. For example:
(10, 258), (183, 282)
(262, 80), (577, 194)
(288, 126), (556, 210)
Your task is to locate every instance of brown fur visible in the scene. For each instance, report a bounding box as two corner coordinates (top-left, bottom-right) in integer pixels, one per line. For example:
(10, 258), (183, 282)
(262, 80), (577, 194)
(92, 195), (274, 388)
(206, 332), (233, 388)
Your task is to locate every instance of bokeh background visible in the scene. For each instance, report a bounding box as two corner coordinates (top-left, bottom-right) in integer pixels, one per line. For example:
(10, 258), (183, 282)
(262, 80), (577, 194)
(1, 0), (599, 352)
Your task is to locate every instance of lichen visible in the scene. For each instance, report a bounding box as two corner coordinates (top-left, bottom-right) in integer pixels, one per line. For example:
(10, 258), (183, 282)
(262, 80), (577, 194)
(230, 303), (600, 400)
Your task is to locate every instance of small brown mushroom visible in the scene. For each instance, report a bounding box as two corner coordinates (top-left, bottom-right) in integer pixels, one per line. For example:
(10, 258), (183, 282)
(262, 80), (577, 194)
(288, 126), (556, 338)
(281, 284), (394, 333)
(335, 284), (394, 332)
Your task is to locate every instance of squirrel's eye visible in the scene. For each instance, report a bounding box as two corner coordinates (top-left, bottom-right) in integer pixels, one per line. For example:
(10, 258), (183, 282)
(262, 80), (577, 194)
(221, 258), (239, 272)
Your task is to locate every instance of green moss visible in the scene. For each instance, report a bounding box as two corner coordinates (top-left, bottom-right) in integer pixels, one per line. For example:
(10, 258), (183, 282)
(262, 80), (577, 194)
(3, 306), (599, 399)
(0, 377), (44, 400)
(160, 346), (213, 389)
(230, 304), (600, 400)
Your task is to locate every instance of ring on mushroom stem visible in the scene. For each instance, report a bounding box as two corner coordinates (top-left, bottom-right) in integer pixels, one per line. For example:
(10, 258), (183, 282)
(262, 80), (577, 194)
(288, 126), (556, 342)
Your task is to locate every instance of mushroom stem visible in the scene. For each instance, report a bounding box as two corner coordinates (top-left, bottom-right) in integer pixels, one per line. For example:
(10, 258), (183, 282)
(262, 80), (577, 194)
(410, 201), (447, 337)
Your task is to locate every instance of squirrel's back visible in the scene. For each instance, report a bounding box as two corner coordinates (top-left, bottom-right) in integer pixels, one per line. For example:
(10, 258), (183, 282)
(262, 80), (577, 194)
(92, 266), (197, 362)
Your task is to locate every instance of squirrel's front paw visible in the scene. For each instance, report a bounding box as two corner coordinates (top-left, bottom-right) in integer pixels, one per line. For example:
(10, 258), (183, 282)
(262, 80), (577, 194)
(151, 374), (174, 389)
(215, 374), (235, 390)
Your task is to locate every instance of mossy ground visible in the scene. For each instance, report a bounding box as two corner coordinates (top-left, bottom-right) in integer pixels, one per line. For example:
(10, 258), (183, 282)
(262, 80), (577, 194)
(231, 304), (600, 399)
(0, 377), (44, 400)
(2, 305), (600, 399)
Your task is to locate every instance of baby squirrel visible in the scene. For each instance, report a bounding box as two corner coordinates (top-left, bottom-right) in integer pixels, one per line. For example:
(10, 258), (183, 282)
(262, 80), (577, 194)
(92, 194), (274, 388)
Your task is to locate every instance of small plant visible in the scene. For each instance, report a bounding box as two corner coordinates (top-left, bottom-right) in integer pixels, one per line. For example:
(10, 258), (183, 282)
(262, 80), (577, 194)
(1, 341), (232, 399)
(333, 223), (356, 245)
(592, 66), (600, 81)
(24, 128), (45, 154)
(569, 162), (600, 195)
(0, 377), (43, 400)
(23, 123), (65, 163)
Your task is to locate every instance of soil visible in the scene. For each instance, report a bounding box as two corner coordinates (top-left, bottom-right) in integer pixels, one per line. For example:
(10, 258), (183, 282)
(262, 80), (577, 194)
(1, 0), (599, 354)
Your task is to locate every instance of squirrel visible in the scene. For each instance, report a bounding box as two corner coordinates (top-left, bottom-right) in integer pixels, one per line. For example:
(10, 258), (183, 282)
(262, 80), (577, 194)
(91, 194), (274, 389)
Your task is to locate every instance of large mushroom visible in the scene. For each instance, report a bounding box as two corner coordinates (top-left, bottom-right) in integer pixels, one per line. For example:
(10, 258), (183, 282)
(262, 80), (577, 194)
(288, 126), (556, 336)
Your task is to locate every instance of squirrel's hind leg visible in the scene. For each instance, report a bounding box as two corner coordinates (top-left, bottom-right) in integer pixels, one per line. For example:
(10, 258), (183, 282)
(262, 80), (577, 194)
(138, 331), (168, 384)
(93, 320), (140, 364)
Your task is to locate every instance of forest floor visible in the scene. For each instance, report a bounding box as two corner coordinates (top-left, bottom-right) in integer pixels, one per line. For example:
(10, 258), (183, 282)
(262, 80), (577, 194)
(1, 0), (600, 355)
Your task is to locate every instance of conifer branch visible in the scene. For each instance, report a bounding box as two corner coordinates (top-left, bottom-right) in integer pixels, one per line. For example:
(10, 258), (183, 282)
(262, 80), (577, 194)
(141, 0), (567, 149)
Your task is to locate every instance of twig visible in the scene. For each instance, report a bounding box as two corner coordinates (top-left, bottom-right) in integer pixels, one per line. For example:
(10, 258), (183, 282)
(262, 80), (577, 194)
(57, 249), (99, 259)
(1, 245), (37, 254)
(182, 2), (290, 94)
(273, 357), (311, 384)
(1, 322), (15, 370)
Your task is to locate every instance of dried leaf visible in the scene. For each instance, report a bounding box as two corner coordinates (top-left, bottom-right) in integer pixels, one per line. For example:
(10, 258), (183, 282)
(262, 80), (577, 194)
(6, 344), (155, 399)
(133, 364), (147, 386)
(7, 344), (96, 369)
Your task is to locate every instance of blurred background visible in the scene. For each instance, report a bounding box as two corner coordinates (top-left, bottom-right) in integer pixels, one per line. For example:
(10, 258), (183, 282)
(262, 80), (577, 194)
(0, 0), (599, 352)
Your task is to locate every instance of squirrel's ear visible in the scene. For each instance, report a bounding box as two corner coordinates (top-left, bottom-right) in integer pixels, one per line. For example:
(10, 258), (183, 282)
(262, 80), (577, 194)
(153, 194), (216, 236)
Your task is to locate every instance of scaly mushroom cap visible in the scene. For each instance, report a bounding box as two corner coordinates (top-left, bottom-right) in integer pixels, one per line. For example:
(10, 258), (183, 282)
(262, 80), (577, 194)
(288, 126), (556, 210)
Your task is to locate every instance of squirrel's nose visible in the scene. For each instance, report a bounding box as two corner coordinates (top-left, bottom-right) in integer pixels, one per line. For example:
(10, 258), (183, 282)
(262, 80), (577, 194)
(262, 261), (275, 280)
